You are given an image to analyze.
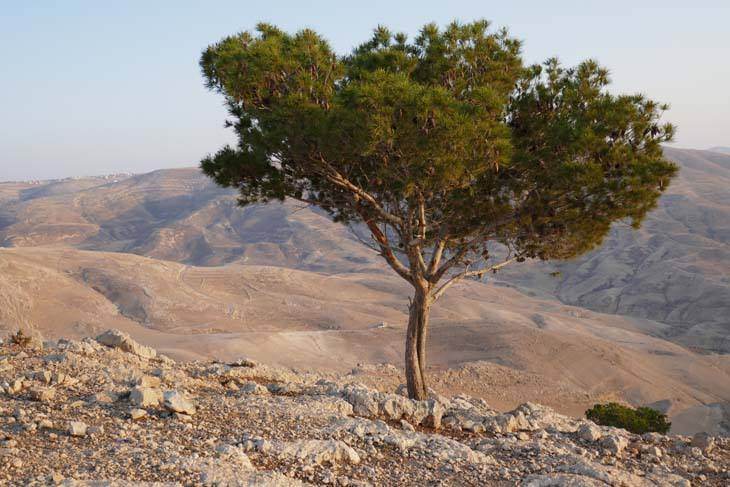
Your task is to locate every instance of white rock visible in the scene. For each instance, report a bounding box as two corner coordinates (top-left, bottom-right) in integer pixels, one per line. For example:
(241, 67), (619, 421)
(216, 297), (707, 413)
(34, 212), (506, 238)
(67, 421), (87, 437)
(96, 329), (156, 359)
(163, 390), (196, 415)
(129, 386), (163, 407)
(275, 439), (361, 465)
(240, 381), (269, 395)
(600, 434), (628, 456)
(577, 423), (602, 442)
(130, 408), (147, 420)
(691, 432), (715, 453)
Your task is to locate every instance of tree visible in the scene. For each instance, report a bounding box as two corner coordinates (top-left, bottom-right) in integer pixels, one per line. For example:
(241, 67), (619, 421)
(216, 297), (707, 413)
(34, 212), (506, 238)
(199, 21), (677, 400)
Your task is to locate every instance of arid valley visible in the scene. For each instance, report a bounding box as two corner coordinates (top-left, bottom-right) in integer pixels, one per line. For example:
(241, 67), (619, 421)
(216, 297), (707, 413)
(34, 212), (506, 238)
(2, 147), (729, 438)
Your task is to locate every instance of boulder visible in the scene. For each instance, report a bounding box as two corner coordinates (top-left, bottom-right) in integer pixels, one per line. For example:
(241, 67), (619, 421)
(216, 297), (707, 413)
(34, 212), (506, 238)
(95, 329), (156, 359)
(276, 439), (361, 465)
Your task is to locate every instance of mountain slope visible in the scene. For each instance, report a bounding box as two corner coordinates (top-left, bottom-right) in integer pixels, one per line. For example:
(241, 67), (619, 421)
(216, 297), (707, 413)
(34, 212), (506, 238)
(497, 148), (730, 353)
(0, 169), (378, 272)
(2, 246), (730, 432)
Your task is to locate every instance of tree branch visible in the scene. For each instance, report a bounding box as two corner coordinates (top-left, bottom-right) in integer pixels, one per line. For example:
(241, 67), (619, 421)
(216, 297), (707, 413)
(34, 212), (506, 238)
(431, 256), (519, 302)
(313, 154), (403, 227)
(426, 236), (447, 277)
(356, 208), (412, 284)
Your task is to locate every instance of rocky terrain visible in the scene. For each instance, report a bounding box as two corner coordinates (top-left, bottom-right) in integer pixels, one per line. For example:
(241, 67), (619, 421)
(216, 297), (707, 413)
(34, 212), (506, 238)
(1, 330), (728, 486)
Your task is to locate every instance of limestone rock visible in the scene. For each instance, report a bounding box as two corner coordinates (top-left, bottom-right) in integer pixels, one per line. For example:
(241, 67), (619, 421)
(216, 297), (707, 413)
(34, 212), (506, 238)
(275, 439), (361, 465)
(240, 381), (269, 395)
(96, 329), (156, 359)
(577, 423), (602, 442)
(130, 408), (147, 420)
(691, 432), (715, 453)
(163, 390), (196, 415)
(129, 386), (163, 407)
(29, 386), (55, 403)
(67, 421), (87, 437)
(600, 435), (629, 456)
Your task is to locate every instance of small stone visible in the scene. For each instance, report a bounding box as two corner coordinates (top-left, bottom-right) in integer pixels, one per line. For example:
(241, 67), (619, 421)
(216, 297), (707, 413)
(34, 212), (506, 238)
(400, 419), (415, 432)
(29, 386), (55, 403)
(240, 381), (268, 395)
(600, 434), (629, 456)
(35, 370), (52, 384)
(691, 432), (715, 453)
(130, 408), (147, 420)
(67, 421), (87, 437)
(577, 423), (603, 442)
(51, 372), (67, 385)
(648, 446), (663, 458)
(163, 390), (196, 415)
(136, 375), (161, 388)
(228, 357), (256, 368)
(129, 386), (163, 407)
(39, 419), (54, 429)
(89, 390), (119, 404)
(8, 379), (24, 394)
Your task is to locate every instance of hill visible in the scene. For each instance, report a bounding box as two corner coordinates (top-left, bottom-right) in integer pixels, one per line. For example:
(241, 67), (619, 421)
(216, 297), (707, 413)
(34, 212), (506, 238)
(1, 148), (727, 353)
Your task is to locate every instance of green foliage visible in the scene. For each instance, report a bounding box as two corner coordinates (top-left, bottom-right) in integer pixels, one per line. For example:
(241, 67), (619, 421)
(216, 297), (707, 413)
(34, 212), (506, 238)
(199, 20), (677, 286)
(586, 403), (671, 434)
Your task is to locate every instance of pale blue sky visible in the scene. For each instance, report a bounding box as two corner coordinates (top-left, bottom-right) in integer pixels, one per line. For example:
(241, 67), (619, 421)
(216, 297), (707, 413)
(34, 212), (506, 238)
(1, 1), (728, 181)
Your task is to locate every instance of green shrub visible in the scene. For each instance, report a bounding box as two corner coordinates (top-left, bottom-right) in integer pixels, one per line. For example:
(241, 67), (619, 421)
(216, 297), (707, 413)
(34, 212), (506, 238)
(585, 402), (671, 434)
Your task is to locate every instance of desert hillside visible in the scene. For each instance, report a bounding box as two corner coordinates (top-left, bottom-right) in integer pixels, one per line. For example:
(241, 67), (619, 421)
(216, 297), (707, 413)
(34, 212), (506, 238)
(1, 148), (727, 352)
(0, 147), (729, 436)
(497, 147), (730, 354)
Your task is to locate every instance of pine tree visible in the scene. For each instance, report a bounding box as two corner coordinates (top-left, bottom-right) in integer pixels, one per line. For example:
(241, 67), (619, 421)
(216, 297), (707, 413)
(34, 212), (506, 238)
(199, 21), (677, 399)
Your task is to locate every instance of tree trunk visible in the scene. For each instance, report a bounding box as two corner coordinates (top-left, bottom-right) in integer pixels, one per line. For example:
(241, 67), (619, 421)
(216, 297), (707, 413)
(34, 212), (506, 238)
(405, 286), (431, 400)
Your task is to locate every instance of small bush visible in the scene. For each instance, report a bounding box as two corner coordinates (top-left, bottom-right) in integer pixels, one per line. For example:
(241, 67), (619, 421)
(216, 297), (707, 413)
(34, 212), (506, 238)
(9, 329), (32, 347)
(586, 402), (671, 434)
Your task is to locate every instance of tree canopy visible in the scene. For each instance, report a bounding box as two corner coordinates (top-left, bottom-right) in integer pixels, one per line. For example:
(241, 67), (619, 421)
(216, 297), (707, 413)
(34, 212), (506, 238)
(199, 20), (677, 399)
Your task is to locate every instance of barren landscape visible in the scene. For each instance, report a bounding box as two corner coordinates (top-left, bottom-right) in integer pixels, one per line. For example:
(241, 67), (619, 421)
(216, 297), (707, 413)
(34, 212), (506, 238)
(1, 147), (729, 440)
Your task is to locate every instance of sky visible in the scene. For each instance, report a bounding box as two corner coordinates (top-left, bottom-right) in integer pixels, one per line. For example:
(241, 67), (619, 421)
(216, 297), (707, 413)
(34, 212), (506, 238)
(1, 1), (729, 181)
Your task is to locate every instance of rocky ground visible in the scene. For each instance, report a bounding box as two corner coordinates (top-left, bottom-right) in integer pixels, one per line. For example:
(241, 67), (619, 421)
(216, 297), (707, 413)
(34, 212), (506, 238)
(0, 331), (728, 486)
